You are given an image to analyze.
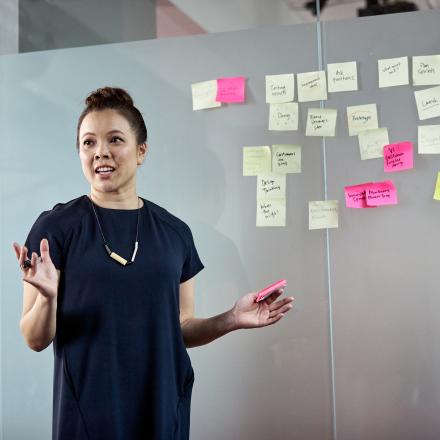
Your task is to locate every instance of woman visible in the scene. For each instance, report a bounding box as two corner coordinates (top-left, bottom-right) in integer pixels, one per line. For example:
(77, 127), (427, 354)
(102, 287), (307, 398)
(13, 87), (294, 440)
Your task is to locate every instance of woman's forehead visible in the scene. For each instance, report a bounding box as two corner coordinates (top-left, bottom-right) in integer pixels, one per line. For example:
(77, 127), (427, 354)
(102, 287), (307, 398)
(80, 109), (132, 135)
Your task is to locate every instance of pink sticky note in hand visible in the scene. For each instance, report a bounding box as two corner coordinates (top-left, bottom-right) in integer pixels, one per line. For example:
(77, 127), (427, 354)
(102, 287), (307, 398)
(344, 183), (374, 208)
(366, 180), (398, 206)
(216, 77), (246, 103)
(384, 141), (413, 173)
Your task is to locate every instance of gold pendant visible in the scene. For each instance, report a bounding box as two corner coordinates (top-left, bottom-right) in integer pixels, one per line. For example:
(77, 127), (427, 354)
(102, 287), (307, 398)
(109, 252), (128, 266)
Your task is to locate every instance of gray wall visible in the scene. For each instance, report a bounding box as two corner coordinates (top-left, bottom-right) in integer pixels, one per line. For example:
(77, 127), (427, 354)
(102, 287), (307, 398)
(1, 10), (439, 440)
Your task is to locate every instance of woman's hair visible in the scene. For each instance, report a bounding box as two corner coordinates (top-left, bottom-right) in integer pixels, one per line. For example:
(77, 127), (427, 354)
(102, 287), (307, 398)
(76, 87), (147, 150)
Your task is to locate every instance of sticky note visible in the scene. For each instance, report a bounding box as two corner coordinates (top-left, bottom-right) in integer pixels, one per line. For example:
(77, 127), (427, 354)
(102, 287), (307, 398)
(433, 172), (440, 200)
(413, 55), (440, 86)
(344, 183), (373, 208)
(414, 86), (440, 120)
(256, 199), (286, 227)
(347, 103), (379, 136)
(384, 142), (413, 172)
(327, 61), (358, 93)
(272, 144), (301, 174)
(305, 108), (337, 136)
(378, 56), (409, 88)
(269, 102), (299, 131)
(191, 80), (221, 111)
(308, 200), (339, 230)
(297, 71), (327, 102)
(216, 77), (245, 103)
(243, 146), (271, 176)
(365, 180), (398, 206)
(256, 174), (286, 199)
(358, 128), (389, 160)
(266, 74), (295, 103)
(418, 125), (440, 154)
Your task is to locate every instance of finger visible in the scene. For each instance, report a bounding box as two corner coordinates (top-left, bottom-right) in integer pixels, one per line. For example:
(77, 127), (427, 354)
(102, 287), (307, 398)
(266, 313), (284, 326)
(40, 238), (52, 263)
(12, 242), (22, 260)
(19, 246), (29, 267)
(264, 289), (283, 305)
(269, 297), (295, 313)
(269, 303), (293, 319)
(30, 252), (38, 277)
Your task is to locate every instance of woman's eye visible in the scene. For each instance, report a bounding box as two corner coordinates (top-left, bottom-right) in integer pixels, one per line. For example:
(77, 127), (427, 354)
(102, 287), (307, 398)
(83, 140), (94, 147)
(111, 136), (123, 143)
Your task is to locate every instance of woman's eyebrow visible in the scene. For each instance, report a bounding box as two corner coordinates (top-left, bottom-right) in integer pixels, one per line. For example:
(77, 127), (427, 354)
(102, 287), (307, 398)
(81, 130), (125, 138)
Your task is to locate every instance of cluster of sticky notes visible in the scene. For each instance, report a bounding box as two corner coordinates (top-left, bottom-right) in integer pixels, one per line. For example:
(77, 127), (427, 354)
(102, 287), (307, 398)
(191, 77), (246, 110)
(309, 200), (339, 230)
(243, 145), (301, 227)
(345, 181), (398, 208)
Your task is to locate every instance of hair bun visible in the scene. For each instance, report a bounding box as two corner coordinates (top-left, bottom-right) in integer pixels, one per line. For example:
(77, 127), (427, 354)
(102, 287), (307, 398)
(85, 87), (134, 107)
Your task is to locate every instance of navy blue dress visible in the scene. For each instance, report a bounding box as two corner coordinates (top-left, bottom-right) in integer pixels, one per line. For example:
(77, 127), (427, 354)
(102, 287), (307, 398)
(24, 195), (204, 440)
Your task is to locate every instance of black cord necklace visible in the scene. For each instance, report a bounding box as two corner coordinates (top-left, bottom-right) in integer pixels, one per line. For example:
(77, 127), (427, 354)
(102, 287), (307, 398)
(88, 196), (141, 266)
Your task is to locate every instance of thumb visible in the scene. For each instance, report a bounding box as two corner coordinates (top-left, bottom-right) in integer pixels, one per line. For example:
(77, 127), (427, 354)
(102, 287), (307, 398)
(40, 238), (52, 262)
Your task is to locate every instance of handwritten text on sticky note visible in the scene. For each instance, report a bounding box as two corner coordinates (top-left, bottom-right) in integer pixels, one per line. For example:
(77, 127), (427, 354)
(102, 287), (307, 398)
(297, 71), (327, 102)
(365, 181), (398, 206)
(272, 144), (301, 174)
(327, 61), (358, 93)
(256, 199), (286, 227)
(243, 146), (271, 176)
(216, 77), (245, 103)
(384, 142), (413, 172)
(413, 55), (440, 86)
(344, 183), (373, 209)
(358, 128), (389, 160)
(309, 200), (339, 230)
(418, 125), (440, 154)
(378, 56), (409, 88)
(306, 108), (337, 136)
(414, 86), (440, 120)
(269, 102), (298, 131)
(266, 74), (294, 103)
(347, 103), (379, 136)
(256, 174), (286, 199)
(191, 80), (221, 111)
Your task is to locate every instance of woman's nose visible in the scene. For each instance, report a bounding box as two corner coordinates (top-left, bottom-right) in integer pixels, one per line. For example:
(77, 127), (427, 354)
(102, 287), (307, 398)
(95, 142), (111, 159)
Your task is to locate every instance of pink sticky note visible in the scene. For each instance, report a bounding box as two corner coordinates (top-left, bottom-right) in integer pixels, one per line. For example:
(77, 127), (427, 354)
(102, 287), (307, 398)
(366, 180), (398, 206)
(216, 77), (246, 103)
(384, 141), (413, 173)
(344, 183), (374, 208)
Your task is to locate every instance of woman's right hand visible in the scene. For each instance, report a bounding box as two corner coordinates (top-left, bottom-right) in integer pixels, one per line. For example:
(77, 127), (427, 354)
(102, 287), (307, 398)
(13, 239), (59, 299)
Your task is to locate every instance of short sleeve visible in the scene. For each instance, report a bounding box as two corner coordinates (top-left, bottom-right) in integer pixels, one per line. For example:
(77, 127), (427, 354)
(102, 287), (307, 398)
(180, 225), (204, 283)
(24, 211), (65, 270)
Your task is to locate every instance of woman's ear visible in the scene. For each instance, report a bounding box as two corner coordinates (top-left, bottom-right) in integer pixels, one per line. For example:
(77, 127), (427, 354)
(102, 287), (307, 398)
(137, 143), (147, 165)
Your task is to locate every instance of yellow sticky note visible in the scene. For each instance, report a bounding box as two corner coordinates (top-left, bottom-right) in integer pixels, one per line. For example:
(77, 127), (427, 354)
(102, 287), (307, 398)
(327, 61), (358, 93)
(347, 103), (379, 136)
(418, 125), (440, 154)
(305, 108), (337, 137)
(265, 74), (295, 103)
(269, 102), (298, 131)
(434, 172), (440, 200)
(243, 146), (271, 176)
(272, 144), (301, 174)
(256, 174), (286, 200)
(191, 80), (221, 111)
(297, 71), (327, 102)
(413, 55), (440, 86)
(358, 128), (389, 160)
(256, 199), (286, 227)
(309, 200), (339, 230)
(378, 57), (409, 88)
(414, 86), (440, 120)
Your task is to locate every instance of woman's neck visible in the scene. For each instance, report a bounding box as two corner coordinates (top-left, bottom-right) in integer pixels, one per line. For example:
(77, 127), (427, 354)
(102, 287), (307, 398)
(89, 190), (143, 209)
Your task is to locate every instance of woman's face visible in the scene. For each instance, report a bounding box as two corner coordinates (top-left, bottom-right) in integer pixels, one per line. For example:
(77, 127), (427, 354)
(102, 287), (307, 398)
(78, 109), (146, 196)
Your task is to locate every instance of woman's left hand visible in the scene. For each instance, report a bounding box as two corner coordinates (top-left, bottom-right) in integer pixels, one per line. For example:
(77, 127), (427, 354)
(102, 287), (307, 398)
(231, 290), (294, 329)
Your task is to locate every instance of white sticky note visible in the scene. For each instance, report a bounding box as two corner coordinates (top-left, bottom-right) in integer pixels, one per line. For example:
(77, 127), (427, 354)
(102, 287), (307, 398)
(309, 200), (339, 230)
(297, 71), (327, 102)
(358, 128), (389, 160)
(378, 56), (409, 88)
(413, 55), (440, 86)
(305, 108), (337, 137)
(269, 102), (299, 131)
(347, 103), (379, 136)
(272, 144), (301, 174)
(327, 61), (358, 93)
(256, 174), (286, 200)
(414, 86), (440, 120)
(191, 80), (221, 111)
(265, 74), (295, 103)
(418, 125), (440, 154)
(256, 199), (286, 227)
(243, 146), (272, 176)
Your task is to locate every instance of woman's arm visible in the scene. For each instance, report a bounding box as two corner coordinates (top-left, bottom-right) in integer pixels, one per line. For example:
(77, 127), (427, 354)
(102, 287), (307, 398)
(179, 278), (294, 349)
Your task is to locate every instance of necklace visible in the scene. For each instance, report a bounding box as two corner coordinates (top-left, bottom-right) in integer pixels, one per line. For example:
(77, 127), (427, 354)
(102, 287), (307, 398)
(88, 196), (141, 266)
